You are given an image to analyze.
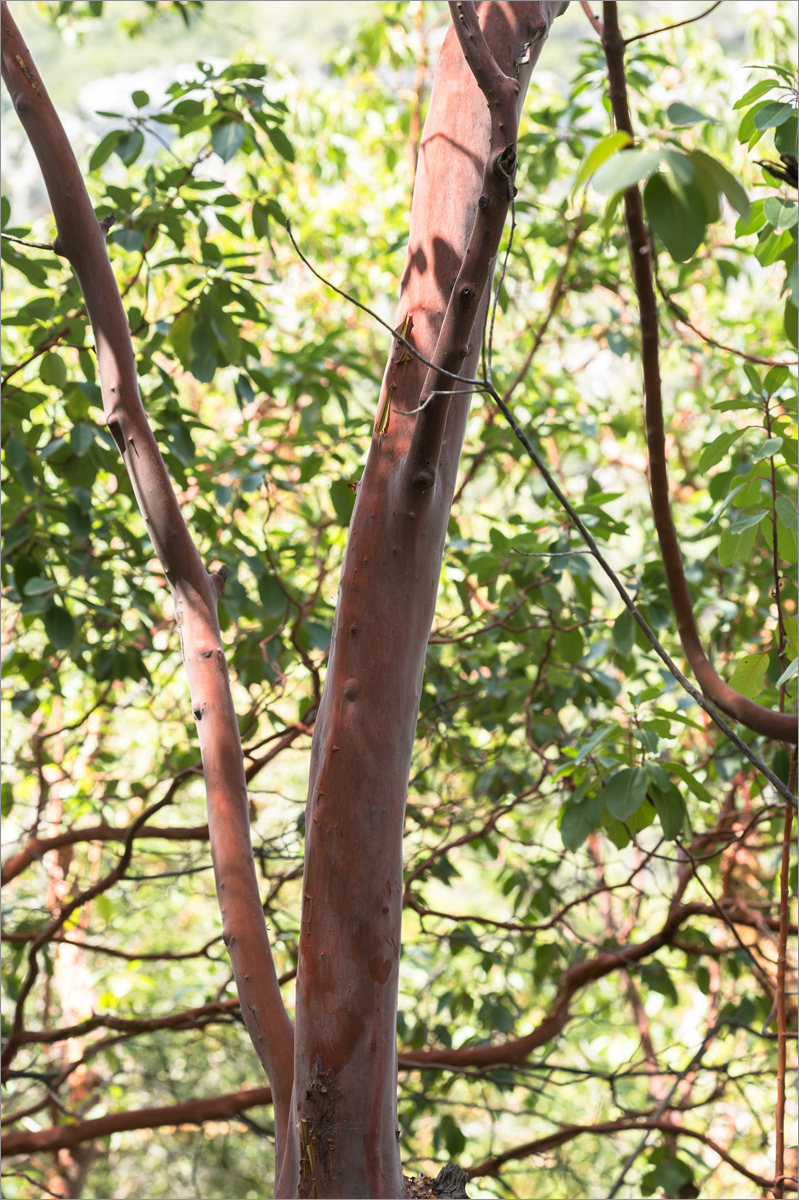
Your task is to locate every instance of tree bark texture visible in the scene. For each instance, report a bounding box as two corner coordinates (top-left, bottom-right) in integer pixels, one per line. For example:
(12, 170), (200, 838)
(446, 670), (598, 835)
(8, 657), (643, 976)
(282, 5), (568, 1197)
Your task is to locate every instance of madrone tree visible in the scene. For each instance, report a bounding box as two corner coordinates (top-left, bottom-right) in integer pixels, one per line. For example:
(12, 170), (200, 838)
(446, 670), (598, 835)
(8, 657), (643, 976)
(1, 2), (796, 1198)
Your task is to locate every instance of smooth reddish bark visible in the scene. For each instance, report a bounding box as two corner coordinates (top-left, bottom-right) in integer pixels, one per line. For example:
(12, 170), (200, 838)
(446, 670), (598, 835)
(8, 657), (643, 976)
(600, 1), (796, 746)
(1, 3), (569, 1195)
(282, 5), (567, 1197)
(0, 0), (294, 1175)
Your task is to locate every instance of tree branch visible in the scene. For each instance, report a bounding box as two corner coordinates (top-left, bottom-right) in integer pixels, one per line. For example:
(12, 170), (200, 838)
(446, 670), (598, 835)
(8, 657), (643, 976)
(0, 1086), (273, 1158)
(467, 1117), (772, 1190)
(600, 0), (796, 745)
(624, 1), (722, 46)
(0, 0), (294, 1163)
(401, 2), (521, 492)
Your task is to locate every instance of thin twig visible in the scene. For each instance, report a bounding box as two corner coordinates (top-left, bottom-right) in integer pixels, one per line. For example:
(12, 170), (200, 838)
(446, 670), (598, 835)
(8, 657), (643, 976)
(486, 195), (517, 386)
(1, 230), (54, 251)
(656, 272), (798, 368)
(286, 218), (797, 808)
(1, 1172), (66, 1200)
(286, 219), (488, 394)
(624, 0), (723, 46)
(774, 752), (796, 1199)
(487, 382), (797, 809)
(502, 208), (584, 406)
(607, 1025), (720, 1197)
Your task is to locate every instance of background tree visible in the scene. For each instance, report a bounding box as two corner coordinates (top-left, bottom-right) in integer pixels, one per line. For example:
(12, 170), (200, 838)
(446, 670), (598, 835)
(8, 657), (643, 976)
(1, 2), (796, 1199)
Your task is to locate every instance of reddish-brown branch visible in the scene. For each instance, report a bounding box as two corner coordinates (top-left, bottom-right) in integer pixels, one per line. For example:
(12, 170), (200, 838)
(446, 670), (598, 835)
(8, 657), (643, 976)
(467, 1117), (772, 1190)
(657, 279), (798, 368)
(775, 777), (795, 1199)
(624, 0), (722, 46)
(578, 0), (603, 37)
(399, 896), (704, 1069)
(402, 1), (521, 490)
(600, 1), (796, 744)
(0, 2), (294, 1162)
(0, 1086), (273, 1158)
(284, 7), (569, 1195)
(1, 820), (209, 887)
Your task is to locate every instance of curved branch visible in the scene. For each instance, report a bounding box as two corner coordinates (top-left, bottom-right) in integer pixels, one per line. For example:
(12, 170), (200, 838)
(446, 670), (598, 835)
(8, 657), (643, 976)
(624, 0), (722, 46)
(1, 820), (210, 887)
(399, 898), (704, 1069)
(600, 2), (796, 745)
(467, 1117), (772, 1190)
(0, 1086), (273, 1158)
(0, 0), (294, 1160)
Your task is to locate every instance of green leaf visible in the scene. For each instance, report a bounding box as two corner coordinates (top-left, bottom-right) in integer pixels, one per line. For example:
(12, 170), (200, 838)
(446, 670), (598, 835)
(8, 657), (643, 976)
(662, 148), (696, 186)
(1, 782), (13, 818)
(252, 202), (271, 240)
(265, 124), (295, 162)
(612, 609), (635, 657)
(650, 781), (686, 840)
(574, 131), (633, 189)
(776, 656), (798, 687)
(697, 428), (747, 473)
(751, 436), (783, 461)
(330, 478), (356, 526)
(719, 521), (759, 567)
(89, 129), (123, 171)
(560, 792), (602, 851)
(593, 149), (661, 196)
(603, 767), (648, 821)
(734, 80), (783, 108)
(736, 199), (767, 237)
(258, 573), (286, 617)
(4, 436), (27, 472)
(40, 351), (67, 389)
(573, 723), (616, 766)
(764, 197), (798, 230)
(115, 129), (144, 165)
(690, 151), (749, 218)
(727, 508), (767, 534)
(644, 173), (706, 261)
(111, 228), (144, 253)
(169, 309), (195, 368)
(728, 651), (769, 699)
(70, 424), (95, 455)
(765, 364), (790, 392)
(754, 100), (795, 130)
(775, 113), (798, 156)
(668, 761), (712, 803)
(23, 577), (57, 596)
(43, 601), (75, 651)
(131, 89), (150, 109)
(776, 495), (798, 533)
(666, 101), (716, 127)
(212, 121), (247, 162)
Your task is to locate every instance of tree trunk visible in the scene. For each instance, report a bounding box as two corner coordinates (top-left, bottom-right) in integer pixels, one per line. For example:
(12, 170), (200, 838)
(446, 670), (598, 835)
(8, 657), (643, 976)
(0, 2), (569, 1195)
(282, 5), (567, 1197)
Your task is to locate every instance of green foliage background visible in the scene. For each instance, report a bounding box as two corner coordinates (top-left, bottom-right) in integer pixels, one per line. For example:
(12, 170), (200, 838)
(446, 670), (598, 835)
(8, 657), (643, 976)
(1, 3), (796, 1198)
